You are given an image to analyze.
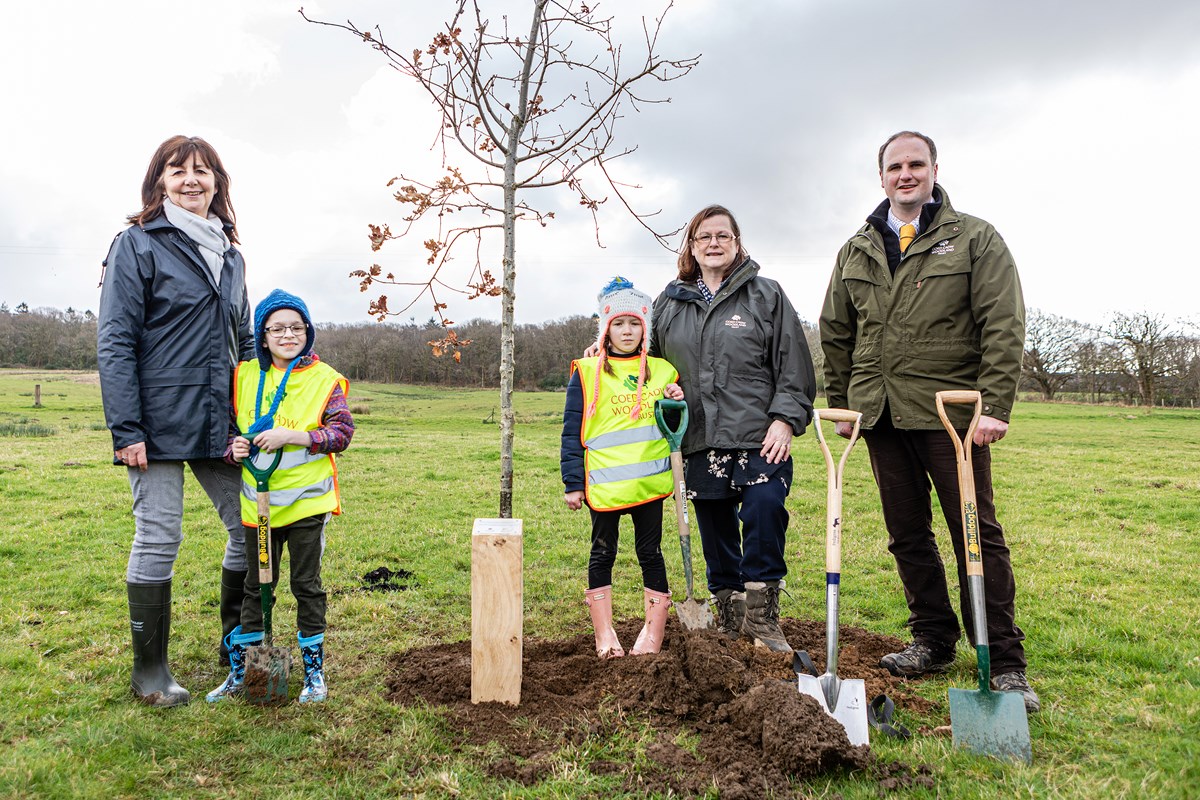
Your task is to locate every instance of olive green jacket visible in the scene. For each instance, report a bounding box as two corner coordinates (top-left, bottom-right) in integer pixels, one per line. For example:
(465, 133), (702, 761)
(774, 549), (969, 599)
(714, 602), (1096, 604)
(820, 186), (1025, 430)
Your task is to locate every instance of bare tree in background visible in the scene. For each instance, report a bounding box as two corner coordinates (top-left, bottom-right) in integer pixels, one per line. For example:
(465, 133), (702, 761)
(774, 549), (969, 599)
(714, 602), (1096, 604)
(302, 1), (697, 516)
(1021, 308), (1088, 401)
(1106, 311), (1177, 408)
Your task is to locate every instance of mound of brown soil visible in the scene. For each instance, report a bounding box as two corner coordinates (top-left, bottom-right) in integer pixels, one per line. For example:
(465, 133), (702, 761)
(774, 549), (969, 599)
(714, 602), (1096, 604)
(384, 616), (938, 797)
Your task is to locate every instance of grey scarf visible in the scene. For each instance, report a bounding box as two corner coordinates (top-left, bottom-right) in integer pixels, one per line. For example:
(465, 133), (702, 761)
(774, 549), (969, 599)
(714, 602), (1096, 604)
(162, 196), (230, 285)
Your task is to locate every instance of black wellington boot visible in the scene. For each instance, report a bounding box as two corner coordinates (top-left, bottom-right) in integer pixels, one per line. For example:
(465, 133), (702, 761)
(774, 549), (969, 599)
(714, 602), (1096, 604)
(127, 581), (191, 708)
(218, 567), (246, 667)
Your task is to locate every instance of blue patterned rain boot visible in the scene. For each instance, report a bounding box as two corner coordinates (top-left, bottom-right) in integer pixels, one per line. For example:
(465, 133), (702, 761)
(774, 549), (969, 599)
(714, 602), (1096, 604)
(298, 631), (327, 703)
(205, 626), (263, 703)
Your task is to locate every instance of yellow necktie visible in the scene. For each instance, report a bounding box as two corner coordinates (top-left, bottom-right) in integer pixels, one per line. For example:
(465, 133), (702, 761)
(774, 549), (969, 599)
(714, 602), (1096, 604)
(899, 223), (916, 254)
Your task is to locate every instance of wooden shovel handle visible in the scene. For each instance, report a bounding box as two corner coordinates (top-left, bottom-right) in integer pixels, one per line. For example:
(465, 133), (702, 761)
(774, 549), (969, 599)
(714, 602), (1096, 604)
(812, 409), (862, 574)
(812, 408), (861, 425)
(668, 450), (696, 597)
(935, 390), (983, 579)
(256, 488), (273, 584)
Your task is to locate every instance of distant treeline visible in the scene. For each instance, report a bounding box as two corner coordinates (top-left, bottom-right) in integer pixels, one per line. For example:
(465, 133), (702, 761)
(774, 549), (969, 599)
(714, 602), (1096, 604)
(3, 303), (1197, 405)
(0, 303), (822, 392)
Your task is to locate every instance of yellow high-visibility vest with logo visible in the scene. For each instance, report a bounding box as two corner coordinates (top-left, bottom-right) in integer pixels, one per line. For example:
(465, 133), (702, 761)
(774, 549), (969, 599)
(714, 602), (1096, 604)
(234, 359), (349, 528)
(573, 354), (678, 511)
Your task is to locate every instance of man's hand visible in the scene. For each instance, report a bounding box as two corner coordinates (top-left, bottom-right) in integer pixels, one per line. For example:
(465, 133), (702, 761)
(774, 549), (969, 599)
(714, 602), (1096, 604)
(974, 415), (1008, 447)
(564, 490), (585, 510)
(835, 421), (855, 439)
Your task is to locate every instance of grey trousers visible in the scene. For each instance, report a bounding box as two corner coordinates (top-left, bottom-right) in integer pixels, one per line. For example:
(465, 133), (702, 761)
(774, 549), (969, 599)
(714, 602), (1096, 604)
(125, 459), (247, 583)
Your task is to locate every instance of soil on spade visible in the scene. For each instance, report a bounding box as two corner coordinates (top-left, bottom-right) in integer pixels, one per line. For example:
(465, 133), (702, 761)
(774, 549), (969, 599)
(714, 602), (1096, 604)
(384, 616), (940, 798)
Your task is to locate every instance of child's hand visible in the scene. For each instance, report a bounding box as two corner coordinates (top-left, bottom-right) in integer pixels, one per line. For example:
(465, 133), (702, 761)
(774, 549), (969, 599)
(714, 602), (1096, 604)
(564, 491), (585, 511)
(231, 436), (251, 463)
(253, 427), (305, 453)
(665, 383), (684, 400)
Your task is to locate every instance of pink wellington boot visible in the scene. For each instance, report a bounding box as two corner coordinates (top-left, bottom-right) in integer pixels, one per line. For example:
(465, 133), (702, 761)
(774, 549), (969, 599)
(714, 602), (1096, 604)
(630, 588), (671, 655)
(584, 586), (624, 659)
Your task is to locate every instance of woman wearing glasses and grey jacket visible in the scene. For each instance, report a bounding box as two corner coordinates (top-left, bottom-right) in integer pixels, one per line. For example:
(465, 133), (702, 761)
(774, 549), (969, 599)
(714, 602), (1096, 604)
(649, 204), (816, 653)
(98, 135), (254, 707)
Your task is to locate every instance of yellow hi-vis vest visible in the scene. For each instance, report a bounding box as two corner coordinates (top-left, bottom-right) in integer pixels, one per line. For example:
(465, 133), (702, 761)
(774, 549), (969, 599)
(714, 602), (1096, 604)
(234, 359), (349, 528)
(573, 354), (678, 511)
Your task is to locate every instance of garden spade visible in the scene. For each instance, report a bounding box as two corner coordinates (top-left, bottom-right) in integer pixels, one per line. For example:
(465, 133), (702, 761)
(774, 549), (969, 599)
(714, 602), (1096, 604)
(936, 390), (1031, 764)
(653, 399), (712, 630)
(241, 447), (293, 705)
(797, 408), (869, 746)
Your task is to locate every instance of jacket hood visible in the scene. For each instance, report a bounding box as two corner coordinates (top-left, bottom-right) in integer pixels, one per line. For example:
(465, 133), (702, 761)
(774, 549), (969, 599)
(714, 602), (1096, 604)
(254, 288), (315, 370)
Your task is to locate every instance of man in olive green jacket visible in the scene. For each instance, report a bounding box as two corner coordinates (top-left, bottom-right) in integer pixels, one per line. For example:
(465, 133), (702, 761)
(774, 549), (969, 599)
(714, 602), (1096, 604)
(819, 131), (1038, 712)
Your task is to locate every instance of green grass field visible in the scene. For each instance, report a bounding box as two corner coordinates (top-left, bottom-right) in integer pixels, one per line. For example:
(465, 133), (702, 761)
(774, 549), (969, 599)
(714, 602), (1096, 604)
(0, 368), (1197, 799)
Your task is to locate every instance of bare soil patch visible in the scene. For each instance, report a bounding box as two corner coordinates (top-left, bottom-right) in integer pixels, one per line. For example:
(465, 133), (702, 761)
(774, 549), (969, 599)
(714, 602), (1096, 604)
(385, 615), (939, 797)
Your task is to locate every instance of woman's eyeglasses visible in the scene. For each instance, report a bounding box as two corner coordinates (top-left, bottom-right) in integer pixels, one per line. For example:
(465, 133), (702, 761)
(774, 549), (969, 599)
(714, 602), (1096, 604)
(692, 233), (736, 244)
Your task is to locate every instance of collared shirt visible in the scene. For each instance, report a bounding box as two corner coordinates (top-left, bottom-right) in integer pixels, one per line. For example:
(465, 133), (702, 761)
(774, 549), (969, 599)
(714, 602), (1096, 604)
(695, 277), (722, 304)
(887, 206), (921, 238)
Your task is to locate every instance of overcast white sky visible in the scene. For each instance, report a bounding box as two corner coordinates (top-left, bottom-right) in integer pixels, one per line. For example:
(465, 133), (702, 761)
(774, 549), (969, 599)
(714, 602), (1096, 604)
(2, 0), (1198, 329)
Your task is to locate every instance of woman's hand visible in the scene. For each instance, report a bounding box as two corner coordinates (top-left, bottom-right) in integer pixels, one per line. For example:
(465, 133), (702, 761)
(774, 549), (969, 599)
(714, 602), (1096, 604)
(664, 383), (684, 400)
(252, 427), (307, 453)
(115, 442), (148, 471)
(760, 419), (793, 465)
(582, 343), (601, 358)
(231, 436), (251, 463)
(564, 490), (585, 511)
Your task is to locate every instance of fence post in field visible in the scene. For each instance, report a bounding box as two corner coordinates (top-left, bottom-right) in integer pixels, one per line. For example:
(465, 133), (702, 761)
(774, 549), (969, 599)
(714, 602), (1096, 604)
(471, 518), (523, 705)
(34, 384), (41, 407)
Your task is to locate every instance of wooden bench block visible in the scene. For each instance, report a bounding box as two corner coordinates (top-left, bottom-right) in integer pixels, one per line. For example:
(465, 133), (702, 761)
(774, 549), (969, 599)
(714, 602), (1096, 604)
(471, 518), (523, 705)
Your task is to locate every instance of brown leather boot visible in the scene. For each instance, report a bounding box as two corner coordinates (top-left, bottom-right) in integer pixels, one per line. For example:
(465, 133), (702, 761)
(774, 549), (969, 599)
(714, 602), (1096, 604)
(743, 580), (792, 653)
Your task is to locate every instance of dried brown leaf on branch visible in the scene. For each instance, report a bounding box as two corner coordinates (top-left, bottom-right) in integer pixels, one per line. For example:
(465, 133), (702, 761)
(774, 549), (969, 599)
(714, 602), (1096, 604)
(424, 239), (444, 266)
(367, 295), (390, 319)
(368, 224), (393, 252)
(428, 328), (473, 362)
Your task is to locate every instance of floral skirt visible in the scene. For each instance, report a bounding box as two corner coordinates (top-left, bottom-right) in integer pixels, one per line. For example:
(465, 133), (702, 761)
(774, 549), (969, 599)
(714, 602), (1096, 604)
(683, 449), (792, 501)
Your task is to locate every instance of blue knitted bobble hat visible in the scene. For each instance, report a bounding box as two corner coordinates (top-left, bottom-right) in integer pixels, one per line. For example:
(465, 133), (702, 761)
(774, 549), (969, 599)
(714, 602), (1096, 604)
(253, 288), (315, 370)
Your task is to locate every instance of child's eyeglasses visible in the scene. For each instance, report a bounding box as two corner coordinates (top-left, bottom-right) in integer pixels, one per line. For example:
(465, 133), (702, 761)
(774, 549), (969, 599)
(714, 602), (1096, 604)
(266, 324), (306, 338)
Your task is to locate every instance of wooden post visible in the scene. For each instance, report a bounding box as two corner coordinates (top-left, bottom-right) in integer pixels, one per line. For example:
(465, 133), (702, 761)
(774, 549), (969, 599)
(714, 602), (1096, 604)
(471, 518), (523, 705)
(33, 384), (41, 407)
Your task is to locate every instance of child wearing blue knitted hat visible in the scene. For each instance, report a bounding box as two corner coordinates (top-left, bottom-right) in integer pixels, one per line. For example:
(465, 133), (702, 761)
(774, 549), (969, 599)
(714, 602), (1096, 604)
(207, 288), (354, 705)
(561, 277), (684, 660)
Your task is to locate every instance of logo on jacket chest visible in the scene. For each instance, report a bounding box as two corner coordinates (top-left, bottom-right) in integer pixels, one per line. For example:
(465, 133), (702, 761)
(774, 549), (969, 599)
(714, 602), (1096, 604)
(724, 314), (748, 330)
(930, 240), (955, 255)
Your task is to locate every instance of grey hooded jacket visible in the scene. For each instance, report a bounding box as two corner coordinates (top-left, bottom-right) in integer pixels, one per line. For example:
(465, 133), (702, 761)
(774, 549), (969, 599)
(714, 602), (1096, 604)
(97, 215), (254, 461)
(650, 258), (816, 456)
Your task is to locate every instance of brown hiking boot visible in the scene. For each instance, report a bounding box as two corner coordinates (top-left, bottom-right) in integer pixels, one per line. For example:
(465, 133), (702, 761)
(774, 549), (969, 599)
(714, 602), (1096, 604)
(879, 641), (956, 677)
(992, 671), (1041, 713)
(713, 588), (746, 639)
(742, 581), (792, 653)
